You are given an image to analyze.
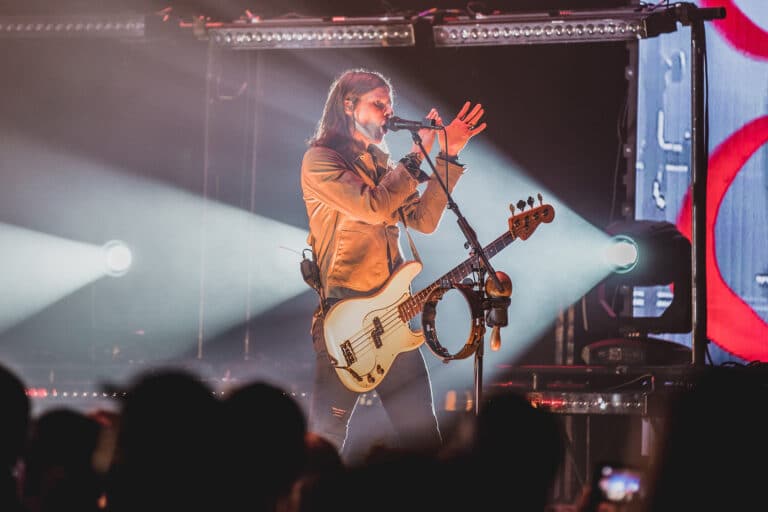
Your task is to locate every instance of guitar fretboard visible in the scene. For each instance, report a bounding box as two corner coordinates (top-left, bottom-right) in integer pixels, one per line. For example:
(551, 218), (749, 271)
(398, 230), (516, 322)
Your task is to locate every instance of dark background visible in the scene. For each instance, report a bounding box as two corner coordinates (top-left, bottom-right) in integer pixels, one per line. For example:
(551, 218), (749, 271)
(0, 0), (632, 370)
(0, 0), (635, 416)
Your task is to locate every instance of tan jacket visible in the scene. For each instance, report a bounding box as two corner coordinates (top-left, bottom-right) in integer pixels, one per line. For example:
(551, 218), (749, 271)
(301, 143), (465, 300)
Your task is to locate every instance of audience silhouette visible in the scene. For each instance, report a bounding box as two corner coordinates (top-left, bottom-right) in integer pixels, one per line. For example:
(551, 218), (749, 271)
(105, 368), (223, 512)
(285, 431), (344, 512)
(466, 389), (568, 511)
(0, 362), (30, 512)
(5, 357), (767, 512)
(22, 407), (104, 512)
(643, 365), (768, 511)
(221, 380), (308, 512)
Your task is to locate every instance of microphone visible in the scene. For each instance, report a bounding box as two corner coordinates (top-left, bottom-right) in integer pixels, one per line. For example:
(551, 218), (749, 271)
(385, 116), (441, 132)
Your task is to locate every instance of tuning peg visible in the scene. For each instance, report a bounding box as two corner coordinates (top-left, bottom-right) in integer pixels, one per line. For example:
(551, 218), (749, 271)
(509, 203), (516, 215)
(516, 199), (526, 211)
(527, 196), (534, 208)
(537, 193), (543, 205)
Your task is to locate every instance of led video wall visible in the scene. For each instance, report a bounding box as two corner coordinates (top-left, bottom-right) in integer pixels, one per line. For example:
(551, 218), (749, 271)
(635, 0), (768, 363)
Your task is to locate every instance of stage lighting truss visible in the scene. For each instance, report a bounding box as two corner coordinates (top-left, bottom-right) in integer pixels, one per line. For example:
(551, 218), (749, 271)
(206, 17), (415, 49)
(0, 15), (146, 39)
(431, 6), (678, 47)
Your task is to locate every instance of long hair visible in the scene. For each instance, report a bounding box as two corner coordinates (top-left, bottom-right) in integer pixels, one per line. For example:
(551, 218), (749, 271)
(308, 69), (393, 151)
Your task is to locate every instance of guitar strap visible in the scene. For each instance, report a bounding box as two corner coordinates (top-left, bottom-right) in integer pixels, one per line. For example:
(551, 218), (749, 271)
(350, 145), (424, 265)
(398, 207), (422, 264)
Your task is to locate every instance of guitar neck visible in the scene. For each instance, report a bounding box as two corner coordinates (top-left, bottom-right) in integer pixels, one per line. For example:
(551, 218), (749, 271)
(399, 230), (516, 322)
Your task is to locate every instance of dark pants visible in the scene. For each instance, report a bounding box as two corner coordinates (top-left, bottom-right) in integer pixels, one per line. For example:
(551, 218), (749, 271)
(308, 309), (442, 459)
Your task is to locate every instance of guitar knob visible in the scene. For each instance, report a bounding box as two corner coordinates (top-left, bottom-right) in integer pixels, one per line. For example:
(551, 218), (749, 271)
(376, 364), (385, 375)
(367, 375), (375, 384)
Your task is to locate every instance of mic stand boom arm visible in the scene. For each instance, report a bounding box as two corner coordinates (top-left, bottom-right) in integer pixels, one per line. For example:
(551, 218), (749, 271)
(411, 129), (507, 413)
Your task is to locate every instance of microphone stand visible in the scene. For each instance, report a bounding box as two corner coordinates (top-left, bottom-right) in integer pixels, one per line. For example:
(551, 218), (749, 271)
(411, 129), (508, 414)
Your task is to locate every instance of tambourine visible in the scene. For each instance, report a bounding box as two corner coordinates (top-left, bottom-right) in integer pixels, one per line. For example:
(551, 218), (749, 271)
(421, 282), (486, 361)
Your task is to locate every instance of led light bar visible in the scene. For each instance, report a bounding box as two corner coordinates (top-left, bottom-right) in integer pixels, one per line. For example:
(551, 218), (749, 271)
(432, 7), (677, 46)
(0, 15), (146, 39)
(206, 17), (415, 49)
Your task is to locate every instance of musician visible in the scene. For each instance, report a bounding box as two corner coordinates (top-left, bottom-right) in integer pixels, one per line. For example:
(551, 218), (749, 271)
(300, 68), (486, 458)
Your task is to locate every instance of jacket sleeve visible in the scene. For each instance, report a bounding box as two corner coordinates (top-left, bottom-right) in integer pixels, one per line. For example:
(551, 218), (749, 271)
(400, 156), (466, 234)
(301, 146), (420, 225)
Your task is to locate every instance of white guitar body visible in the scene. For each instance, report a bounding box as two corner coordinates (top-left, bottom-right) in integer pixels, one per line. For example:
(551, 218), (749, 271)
(323, 261), (425, 393)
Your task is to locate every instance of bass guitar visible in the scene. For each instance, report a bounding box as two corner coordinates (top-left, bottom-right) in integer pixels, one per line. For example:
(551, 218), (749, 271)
(323, 195), (555, 392)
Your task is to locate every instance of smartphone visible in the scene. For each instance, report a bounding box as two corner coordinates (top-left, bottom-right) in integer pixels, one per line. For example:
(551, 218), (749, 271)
(594, 462), (644, 504)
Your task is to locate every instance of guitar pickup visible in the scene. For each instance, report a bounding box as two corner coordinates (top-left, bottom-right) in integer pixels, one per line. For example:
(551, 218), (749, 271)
(371, 317), (384, 348)
(340, 340), (356, 366)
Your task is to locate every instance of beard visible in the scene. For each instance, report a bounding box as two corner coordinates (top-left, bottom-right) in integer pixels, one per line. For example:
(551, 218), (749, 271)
(354, 119), (385, 144)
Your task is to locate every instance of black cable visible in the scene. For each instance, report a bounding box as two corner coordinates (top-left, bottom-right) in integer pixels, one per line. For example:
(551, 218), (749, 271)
(703, 17), (709, 185)
(605, 373), (655, 392)
(609, 85), (630, 223)
(639, 0), (671, 11)
(701, 12), (711, 360)
(442, 128), (449, 191)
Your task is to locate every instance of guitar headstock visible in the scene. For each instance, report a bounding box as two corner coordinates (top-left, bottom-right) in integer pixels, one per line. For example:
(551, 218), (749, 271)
(508, 193), (555, 240)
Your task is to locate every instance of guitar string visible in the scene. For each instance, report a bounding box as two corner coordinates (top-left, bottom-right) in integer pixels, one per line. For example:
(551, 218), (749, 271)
(350, 321), (408, 360)
(345, 289), (439, 359)
(347, 304), (414, 351)
(339, 238), (496, 352)
(343, 216), (541, 351)
(351, 307), (473, 362)
(345, 259), (477, 352)
(343, 278), (477, 367)
(337, 208), (549, 368)
(345, 266), (467, 353)
(341, 230), (516, 351)
(344, 256), (479, 352)
(346, 283), (442, 351)
(344, 267), (473, 355)
(350, 314), (437, 361)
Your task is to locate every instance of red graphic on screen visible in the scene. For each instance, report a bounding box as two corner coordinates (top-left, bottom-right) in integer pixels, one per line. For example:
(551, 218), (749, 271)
(700, 0), (768, 60)
(676, 116), (768, 361)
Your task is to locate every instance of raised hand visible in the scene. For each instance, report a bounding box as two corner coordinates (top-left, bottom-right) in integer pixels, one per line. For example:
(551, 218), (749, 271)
(439, 101), (487, 157)
(411, 108), (443, 156)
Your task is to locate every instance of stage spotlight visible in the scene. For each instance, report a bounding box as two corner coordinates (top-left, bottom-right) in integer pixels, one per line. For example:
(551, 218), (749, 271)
(604, 234), (638, 274)
(103, 240), (132, 277)
(582, 220), (693, 365)
(602, 220), (691, 291)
